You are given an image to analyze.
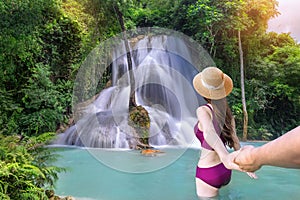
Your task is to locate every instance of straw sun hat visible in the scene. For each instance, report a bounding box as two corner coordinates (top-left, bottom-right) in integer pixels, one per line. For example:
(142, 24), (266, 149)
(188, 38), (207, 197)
(193, 67), (233, 100)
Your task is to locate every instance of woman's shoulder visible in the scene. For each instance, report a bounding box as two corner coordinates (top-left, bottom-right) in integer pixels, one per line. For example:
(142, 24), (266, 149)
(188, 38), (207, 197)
(196, 104), (213, 117)
(197, 104), (212, 112)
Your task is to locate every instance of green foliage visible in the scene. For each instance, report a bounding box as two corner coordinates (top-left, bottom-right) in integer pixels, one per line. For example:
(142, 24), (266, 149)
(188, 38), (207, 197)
(41, 15), (83, 81)
(19, 64), (72, 136)
(0, 132), (65, 199)
(0, 0), (59, 36)
(0, 0), (80, 136)
(128, 0), (180, 28)
(243, 0), (279, 33)
(0, 90), (22, 135)
(258, 44), (299, 135)
(0, 0), (58, 90)
(187, 0), (226, 53)
(61, 0), (124, 48)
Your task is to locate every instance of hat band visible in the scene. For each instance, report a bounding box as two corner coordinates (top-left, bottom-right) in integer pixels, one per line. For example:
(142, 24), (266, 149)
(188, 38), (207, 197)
(201, 79), (225, 90)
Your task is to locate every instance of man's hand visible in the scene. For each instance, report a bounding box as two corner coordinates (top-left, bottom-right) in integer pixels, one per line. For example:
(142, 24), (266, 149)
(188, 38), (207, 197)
(234, 145), (262, 172)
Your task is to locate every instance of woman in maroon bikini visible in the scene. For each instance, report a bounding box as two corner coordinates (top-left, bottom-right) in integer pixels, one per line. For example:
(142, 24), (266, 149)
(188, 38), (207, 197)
(192, 67), (256, 198)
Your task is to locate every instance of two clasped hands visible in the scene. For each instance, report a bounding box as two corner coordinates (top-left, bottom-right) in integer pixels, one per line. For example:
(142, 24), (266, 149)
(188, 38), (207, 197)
(223, 145), (260, 179)
(226, 126), (300, 175)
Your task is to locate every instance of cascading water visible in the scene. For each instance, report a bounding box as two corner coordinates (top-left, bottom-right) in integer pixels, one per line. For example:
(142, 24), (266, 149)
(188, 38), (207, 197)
(55, 28), (215, 148)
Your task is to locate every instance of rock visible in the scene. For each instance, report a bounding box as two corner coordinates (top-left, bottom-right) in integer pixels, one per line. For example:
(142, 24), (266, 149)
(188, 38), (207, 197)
(49, 196), (61, 200)
(45, 190), (76, 200)
(61, 196), (76, 200)
(45, 190), (55, 198)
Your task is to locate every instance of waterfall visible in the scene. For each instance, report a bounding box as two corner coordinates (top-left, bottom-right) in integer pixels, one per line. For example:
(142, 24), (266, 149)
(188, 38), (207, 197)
(55, 28), (215, 148)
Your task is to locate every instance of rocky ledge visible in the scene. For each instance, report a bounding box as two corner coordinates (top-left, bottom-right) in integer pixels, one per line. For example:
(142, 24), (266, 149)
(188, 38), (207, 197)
(46, 190), (76, 200)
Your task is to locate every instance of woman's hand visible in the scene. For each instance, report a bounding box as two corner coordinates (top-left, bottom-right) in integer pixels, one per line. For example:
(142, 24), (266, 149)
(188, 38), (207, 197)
(222, 151), (243, 171)
(224, 150), (258, 178)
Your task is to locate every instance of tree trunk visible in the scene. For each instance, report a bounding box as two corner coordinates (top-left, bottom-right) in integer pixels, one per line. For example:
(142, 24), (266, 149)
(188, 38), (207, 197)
(238, 30), (248, 141)
(113, 4), (136, 107)
(113, 4), (151, 149)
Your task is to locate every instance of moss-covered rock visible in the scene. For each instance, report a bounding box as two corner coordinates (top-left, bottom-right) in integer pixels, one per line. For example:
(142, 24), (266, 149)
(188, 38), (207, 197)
(129, 105), (150, 146)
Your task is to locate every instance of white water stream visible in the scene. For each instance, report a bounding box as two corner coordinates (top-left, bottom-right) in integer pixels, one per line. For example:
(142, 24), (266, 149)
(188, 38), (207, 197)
(56, 28), (214, 148)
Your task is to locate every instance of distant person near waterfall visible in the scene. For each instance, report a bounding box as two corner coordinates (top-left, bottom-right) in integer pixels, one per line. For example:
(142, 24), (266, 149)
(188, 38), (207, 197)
(192, 67), (257, 198)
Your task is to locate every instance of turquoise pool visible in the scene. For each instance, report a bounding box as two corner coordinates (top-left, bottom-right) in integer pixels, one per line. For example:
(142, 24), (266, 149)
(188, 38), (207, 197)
(54, 144), (300, 200)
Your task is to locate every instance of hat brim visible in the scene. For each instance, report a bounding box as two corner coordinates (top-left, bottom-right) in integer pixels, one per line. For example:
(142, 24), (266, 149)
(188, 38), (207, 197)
(193, 72), (233, 100)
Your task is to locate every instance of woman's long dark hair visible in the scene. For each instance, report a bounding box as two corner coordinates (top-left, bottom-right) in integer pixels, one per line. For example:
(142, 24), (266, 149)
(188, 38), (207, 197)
(204, 98), (235, 148)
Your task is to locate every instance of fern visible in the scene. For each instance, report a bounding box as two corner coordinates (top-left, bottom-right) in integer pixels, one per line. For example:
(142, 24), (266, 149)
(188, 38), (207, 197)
(0, 133), (65, 199)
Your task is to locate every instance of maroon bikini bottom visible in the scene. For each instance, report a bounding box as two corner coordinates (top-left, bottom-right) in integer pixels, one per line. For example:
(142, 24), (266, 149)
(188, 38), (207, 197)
(196, 163), (232, 188)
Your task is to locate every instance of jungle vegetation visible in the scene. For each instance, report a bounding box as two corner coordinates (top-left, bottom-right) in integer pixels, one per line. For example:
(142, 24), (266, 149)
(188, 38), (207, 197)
(0, 0), (299, 197)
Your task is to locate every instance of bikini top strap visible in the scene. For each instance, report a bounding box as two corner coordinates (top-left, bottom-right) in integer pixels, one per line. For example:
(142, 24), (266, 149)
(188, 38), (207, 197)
(203, 104), (221, 135)
(204, 104), (213, 112)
